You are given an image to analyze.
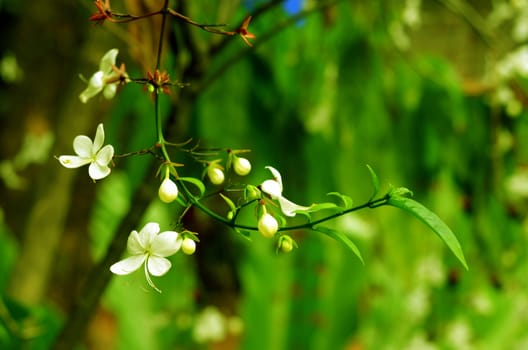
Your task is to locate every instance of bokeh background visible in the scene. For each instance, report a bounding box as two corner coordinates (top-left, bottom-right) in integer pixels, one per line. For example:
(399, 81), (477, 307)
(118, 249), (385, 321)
(1, 0), (528, 349)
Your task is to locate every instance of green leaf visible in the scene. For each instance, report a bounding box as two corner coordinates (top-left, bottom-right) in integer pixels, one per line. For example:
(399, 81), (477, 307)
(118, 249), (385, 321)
(327, 192), (353, 209)
(295, 202), (341, 220)
(307, 202), (339, 212)
(178, 177), (206, 197)
(388, 194), (468, 270)
(235, 228), (252, 240)
(366, 164), (380, 200)
(313, 225), (364, 264)
(219, 193), (237, 212)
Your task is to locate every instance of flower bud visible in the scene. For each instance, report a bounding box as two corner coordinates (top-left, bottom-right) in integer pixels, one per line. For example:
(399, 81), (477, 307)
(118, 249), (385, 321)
(279, 236), (294, 253)
(182, 237), (197, 255)
(159, 177), (178, 203)
(208, 166), (225, 185)
(244, 184), (261, 201)
(258, 213), (278, 238)
(233, 157), (251, 176)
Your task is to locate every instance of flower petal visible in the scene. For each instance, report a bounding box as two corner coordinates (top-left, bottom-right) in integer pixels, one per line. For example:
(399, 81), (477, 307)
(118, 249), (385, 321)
(264, 166), (283, 191)
(110, 254), (146, 275)
(261, 180), (282, 199)
(89, 71), (105, 89)
(278, 196), (310, 217)
(147, 256), (172, 276)
(127, 230), (144, 255)
(58, 155), (91, 169)
(95, 144), (114, 166)
(99, 48), (118, 74)
(73, 135), (94, 158)
(92, 124), (105, 153)
(138, 222), (160, 246)
(88, 161), (111, 180)
(103, 83), (117, 99)
(151, 231), (181, 257)
(79, 82), (104, 103)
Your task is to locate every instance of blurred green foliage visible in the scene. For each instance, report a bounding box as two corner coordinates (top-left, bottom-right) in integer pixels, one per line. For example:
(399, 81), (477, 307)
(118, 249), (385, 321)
(2, 1), (528, 349)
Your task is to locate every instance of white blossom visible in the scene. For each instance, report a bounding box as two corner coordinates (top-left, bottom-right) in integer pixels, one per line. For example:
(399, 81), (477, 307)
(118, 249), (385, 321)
(261, 166), (309, 217)
(79, 48), (120, 103)
(110, 222), (182, 292)
(58, 123), (114, 180)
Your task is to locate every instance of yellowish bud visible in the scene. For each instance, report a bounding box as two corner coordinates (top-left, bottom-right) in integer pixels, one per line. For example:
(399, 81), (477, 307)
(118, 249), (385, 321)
(208, 166), (225, 185)
(233, 157), (251, 176)
(182, 237), (197, 255)
(258, 213), (278, 238)
(158, 177), (178, 203)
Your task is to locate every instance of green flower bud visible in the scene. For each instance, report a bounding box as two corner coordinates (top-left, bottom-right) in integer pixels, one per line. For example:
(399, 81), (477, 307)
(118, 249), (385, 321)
(279, 236), (294, 253)
(233, 156), (251, 176)
(258, 213), (278, 238)
(158, 177), (178, 203)
(244, 184), (261, 201)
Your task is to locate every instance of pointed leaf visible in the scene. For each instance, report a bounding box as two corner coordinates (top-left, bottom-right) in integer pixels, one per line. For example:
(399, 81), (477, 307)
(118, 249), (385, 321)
(179, 177), (206, 197)
(307, 202), (339, 212)
(219, 193), (237, 212)
(366, 164), (380, 200)
(313, 225), (364, 264)
(388, 195), (468, 270)
(234, 228), (252, 240)
(327, 192), (353, 209)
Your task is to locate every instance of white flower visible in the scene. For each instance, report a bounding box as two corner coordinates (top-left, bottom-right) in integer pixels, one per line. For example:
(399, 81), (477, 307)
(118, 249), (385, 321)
(110, 222), (182, 292)
(193, 306), (227, 344)
(58, 123), (114, 180)
(261, 166), (309, 217)
(79, 48), (120, 103)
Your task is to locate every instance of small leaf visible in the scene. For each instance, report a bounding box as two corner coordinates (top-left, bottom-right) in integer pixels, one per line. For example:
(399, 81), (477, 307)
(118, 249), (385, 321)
(307, 202), (339, 212)
(366, 164), (380, 200)
(219, 193), (237, 212)
(313, 225), (364, 264)
(327, 192), (353, 209)
(235, 228), (252, 240)
(388, 195), (468, 270)
(389, 186), (413, 197)
(179, 177), (206, 197)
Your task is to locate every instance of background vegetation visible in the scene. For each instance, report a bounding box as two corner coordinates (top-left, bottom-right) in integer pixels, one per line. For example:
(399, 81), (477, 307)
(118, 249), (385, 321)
(1, 0), (527, 349)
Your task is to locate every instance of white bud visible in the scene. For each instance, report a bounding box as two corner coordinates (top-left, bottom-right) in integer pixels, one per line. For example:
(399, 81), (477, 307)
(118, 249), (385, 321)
(258, 213), (278, 238)
(158, 177), (178, 203)
(182, 237), (196, 255)
(208, 166), (225, 185)
(233, 157), (251, 176)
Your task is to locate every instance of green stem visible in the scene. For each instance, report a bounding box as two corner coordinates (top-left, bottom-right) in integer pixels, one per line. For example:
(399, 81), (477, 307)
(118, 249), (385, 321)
(178, 180), (391, 233)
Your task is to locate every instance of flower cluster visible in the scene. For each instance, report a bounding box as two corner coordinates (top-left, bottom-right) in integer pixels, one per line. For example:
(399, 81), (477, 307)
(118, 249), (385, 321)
(55, 5), (311, 293)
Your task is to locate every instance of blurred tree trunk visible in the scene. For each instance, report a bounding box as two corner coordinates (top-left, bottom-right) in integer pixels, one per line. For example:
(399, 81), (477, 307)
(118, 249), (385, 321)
(1, 0), (117, 308)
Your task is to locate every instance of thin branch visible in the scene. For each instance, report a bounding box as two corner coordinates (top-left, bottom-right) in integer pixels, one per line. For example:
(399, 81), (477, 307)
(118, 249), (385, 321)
(201, 0), (342, 93)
